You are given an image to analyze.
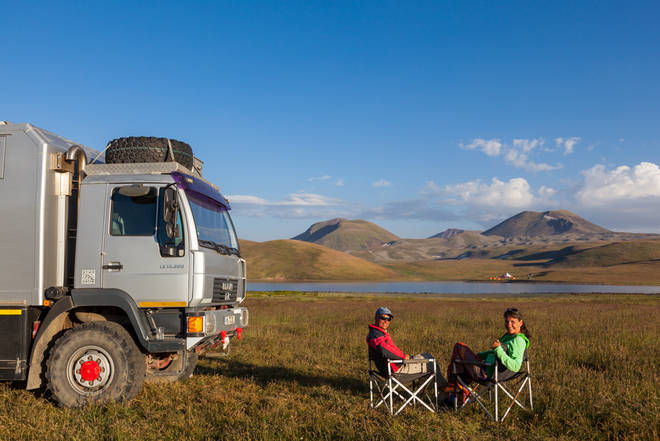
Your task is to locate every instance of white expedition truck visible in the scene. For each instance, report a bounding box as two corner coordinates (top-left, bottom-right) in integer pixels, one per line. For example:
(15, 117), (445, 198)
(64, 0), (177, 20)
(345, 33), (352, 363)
(0, 122), (248, 407)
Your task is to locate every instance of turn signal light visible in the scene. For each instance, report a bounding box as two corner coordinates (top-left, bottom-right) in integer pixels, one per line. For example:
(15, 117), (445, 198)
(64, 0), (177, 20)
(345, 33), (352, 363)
(236, 328), (243, 340)
(187, 316), (204, 334)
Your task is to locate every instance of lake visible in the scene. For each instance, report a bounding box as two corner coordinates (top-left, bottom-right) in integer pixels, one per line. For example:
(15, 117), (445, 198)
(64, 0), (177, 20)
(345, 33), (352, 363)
(247, 281), (660, 295)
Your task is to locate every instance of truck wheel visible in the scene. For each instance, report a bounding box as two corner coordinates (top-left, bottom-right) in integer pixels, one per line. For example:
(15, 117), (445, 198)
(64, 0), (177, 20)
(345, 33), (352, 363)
(104, 136), (194, 169)
(46, 321), (146, 407)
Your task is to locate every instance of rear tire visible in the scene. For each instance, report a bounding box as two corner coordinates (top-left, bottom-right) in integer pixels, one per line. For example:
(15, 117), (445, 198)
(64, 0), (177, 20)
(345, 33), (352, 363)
(46, 321), (145, 407)
(105, 136), (194, 169)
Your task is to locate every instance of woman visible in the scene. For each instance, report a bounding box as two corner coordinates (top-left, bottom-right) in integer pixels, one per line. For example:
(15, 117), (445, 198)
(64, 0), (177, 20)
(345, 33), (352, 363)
(446, 308), (531, 387)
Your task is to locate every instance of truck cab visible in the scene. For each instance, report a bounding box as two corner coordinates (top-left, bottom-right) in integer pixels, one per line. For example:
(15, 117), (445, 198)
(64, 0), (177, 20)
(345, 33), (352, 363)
(77, 165), (248, 348)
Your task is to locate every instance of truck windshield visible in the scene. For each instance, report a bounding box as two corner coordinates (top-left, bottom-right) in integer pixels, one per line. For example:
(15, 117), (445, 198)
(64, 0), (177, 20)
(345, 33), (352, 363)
(186, 191), (239, 255)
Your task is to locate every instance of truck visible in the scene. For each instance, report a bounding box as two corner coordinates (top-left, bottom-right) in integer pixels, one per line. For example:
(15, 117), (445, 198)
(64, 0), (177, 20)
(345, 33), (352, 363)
(0, 122), (248, 407)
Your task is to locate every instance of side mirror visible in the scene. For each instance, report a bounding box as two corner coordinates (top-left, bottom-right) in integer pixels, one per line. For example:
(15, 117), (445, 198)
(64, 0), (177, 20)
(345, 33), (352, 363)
(163, 188), (179, 239)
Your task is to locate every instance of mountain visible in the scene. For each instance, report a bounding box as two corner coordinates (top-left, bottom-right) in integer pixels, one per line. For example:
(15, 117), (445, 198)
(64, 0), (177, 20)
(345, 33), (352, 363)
(482, 210), (611, 238)
(551, 240), (660, 267)
(429, 228), (466, 239)
(292, 218), (399, 252)
(239, 239), (399, 280)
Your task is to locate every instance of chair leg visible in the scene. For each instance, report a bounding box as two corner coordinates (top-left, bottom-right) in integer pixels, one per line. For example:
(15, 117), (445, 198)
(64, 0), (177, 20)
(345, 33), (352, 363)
(369, 375), (374, 408)
(528, 374), (533, 411)
(494, 380), (499, 422)
(389, 377), (394, 415)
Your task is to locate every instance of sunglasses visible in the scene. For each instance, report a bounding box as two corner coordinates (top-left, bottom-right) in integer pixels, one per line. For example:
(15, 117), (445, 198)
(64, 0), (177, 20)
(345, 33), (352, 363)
(377, 316), (392, 322)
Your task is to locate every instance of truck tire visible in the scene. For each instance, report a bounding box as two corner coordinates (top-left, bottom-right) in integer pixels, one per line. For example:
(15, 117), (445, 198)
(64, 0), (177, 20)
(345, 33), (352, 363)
(105, 136), (194, 169)
(46, 321), (146, 407)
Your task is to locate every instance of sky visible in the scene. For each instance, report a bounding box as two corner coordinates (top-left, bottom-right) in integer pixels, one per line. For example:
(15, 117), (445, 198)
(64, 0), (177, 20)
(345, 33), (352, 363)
(2, 1), (659, 241)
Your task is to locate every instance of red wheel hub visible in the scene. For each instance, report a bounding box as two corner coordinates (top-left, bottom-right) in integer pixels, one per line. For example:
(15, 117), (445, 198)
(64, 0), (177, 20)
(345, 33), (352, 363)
(80, 360), (101, 382)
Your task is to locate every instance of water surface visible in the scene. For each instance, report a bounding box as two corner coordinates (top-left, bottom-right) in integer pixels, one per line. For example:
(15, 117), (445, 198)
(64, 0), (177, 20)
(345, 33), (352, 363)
(248, 281), (660, 295)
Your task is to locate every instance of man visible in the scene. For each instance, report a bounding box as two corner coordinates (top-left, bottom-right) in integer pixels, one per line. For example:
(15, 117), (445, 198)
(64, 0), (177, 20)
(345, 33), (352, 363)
(366, 307), (438, 376)
(367, 307), (450, 406)
(366, 307), (410, 376)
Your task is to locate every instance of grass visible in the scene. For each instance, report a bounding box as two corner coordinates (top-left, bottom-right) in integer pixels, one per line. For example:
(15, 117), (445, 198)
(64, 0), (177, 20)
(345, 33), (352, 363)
(0, 292), (658, 440)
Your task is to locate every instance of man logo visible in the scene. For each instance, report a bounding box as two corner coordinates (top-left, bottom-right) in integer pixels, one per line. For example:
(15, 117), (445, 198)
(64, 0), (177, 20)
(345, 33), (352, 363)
(221, 282), (233, 291)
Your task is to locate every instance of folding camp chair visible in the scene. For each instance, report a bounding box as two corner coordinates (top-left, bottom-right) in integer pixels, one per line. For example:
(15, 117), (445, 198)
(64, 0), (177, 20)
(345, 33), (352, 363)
(451, 349), (533, 422)
(369, 356), (439, 415)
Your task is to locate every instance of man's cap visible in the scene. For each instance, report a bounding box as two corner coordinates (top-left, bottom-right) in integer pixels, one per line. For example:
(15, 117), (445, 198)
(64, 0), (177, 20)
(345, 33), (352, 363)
(375, 307), (394, 318)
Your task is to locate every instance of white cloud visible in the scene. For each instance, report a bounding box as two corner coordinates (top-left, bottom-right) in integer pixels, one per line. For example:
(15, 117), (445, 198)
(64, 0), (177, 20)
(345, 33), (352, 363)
(445, 177), (535, 208)
(513, 138), (543, 153)
(373, 179), (392, 188)
(308, 175), (331, 182)
(461, 137), (561, 172)
(503, 149), (559, 172)
(538, 185), (557, 198)
(570, 161), (660, 232)
(421, 181), (443, 195)
(227, 192), (344, 218)
(335, 178), (344, 186)
(576, 162), (660, 206)
(460, 138), (502, 156)
(284, 193), (341, 206)
(555, 137), (580, 155)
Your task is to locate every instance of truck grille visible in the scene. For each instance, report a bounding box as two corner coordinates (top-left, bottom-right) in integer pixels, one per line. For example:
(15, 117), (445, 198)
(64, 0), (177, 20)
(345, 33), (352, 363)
(212, 278), (238, 303)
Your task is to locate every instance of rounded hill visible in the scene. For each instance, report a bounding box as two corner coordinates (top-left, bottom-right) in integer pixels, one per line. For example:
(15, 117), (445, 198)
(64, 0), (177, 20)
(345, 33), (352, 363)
(239, 239), (400, 281)
(291, 218), (399, 252)
(483, 210), (610, 238)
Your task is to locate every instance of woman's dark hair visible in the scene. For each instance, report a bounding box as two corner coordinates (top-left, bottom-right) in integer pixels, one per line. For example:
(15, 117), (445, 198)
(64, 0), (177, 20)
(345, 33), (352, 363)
(504, 308), (531, 339)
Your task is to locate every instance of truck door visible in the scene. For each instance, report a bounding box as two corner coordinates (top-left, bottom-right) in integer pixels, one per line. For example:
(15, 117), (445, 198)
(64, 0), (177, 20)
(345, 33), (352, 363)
(101, 185), (188, 306)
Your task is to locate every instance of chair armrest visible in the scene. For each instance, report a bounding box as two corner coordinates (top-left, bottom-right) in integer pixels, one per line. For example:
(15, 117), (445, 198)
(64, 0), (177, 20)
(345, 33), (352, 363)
(389, 358), (435, 365)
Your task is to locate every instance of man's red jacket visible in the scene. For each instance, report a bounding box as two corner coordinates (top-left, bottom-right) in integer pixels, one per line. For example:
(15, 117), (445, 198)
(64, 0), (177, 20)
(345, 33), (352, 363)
(367, 324), (407, 375)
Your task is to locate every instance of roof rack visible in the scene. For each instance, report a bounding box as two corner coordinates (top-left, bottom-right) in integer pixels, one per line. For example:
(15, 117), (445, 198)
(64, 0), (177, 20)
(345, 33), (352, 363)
(85, 162), (218, 191)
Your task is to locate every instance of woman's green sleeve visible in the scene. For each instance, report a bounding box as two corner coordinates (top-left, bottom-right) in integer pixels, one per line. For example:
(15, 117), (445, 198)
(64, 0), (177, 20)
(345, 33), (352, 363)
(493, 336), (526, 372)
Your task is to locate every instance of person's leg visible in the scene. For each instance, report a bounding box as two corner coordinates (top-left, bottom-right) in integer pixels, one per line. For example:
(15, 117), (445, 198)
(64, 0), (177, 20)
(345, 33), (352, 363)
(447, 342), (484, 385)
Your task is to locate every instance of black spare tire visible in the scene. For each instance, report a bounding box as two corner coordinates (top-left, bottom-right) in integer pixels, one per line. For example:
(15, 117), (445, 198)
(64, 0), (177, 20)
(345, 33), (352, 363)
(105, 136), (194, 169)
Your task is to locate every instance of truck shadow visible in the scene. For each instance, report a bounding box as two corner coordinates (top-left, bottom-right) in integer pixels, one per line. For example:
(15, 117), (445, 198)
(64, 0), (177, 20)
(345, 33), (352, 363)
(196, 359), (367, 395)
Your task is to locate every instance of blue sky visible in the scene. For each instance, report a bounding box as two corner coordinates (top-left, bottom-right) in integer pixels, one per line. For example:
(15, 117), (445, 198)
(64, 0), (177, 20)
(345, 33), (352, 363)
(3, 1), (659, 241)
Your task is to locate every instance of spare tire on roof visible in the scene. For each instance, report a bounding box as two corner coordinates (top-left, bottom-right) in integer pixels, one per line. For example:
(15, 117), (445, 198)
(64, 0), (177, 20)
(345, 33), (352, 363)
(105, 136), (194, 169)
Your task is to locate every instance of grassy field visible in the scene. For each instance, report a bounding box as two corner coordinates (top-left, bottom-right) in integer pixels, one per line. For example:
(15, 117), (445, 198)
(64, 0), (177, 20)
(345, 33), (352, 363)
(0, 292), (658, 440)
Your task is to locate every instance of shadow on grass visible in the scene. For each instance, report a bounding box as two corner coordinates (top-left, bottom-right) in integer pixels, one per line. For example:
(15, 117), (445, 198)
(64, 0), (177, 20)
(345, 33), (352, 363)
(197, 359), (367, 396)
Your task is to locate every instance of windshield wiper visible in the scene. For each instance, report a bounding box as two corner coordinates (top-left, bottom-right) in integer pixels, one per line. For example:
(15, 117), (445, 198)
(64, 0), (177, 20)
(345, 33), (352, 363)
(199, 240), (241, 257)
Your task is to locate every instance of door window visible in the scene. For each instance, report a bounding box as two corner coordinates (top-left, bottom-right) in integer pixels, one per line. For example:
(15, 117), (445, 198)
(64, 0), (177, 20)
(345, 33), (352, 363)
(110, 187), (157, 236)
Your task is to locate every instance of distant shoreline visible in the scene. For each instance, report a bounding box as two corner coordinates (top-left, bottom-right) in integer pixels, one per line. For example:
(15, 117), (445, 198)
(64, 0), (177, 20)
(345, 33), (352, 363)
(247, 278), (660, 286)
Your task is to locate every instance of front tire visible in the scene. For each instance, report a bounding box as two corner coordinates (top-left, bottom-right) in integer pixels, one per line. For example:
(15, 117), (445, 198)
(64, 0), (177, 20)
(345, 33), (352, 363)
(46, 321), (146, 407)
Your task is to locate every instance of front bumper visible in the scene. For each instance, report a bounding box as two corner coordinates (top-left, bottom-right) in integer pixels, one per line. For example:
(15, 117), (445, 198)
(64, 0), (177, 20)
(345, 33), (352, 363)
(186, 307), (248, 350)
